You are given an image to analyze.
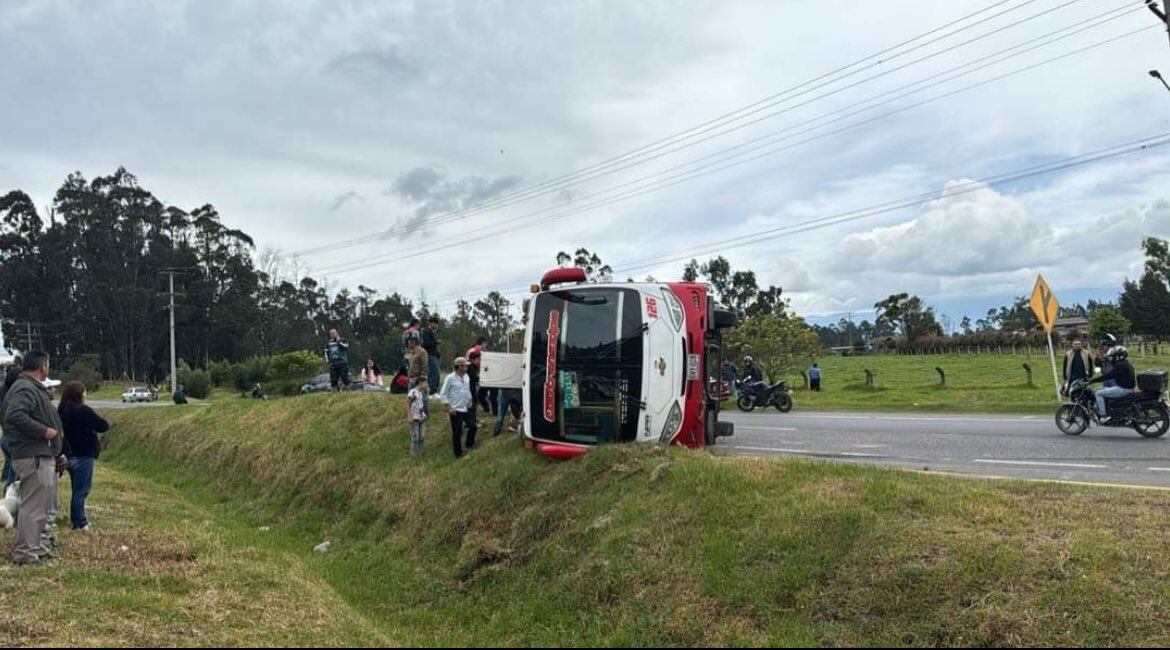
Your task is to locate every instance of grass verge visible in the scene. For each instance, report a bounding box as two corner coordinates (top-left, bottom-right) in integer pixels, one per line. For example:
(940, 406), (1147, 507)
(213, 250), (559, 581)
(0, 464), (389, 647)
(88, 394), (1170, 646)
(775, 351), (1170, 413)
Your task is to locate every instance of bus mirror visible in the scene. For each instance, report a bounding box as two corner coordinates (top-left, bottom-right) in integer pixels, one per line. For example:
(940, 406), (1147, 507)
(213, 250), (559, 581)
(712, 308), (738, 330)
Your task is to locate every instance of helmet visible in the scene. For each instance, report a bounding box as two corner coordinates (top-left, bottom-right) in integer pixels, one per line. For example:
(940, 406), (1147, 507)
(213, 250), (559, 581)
(743, 356), (754, 364)
(1107, 345), (1129, 360)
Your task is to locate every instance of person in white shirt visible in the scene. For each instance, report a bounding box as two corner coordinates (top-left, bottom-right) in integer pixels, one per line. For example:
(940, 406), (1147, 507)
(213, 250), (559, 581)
(405, 376), (428, 458)
(439, 357), (477, 458)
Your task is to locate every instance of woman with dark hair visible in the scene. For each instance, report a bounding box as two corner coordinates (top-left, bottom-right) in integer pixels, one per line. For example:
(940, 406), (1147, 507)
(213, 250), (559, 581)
(57, 381), (109, 533)
(361, 357), (384, 387)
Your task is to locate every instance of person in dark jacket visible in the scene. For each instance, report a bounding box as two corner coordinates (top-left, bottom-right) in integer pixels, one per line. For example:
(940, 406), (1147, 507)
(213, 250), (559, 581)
(0, 351), (66, 566)
(58, 381), (108, 532)
(0, 356), (20, 489)
(1090, 346), (1137, 420)
(324, 328), (351, 391)
(1062, 339), (1094, 387)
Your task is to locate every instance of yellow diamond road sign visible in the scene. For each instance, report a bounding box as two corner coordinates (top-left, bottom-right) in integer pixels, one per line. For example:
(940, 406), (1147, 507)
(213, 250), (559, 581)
(1030, 275), (1060, 333)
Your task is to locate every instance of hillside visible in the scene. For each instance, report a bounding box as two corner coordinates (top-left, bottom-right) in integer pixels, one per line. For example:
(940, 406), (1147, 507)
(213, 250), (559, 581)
(83, 394), (1170, 646)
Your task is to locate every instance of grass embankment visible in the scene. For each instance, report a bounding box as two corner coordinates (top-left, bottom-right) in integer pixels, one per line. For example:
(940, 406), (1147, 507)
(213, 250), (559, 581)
(779, 351), (1170, 413)
(0, 465), (389, 646)
(82, 394), (1170, 646)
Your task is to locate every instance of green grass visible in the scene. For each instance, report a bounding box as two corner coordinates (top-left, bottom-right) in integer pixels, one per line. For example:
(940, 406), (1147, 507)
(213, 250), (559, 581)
(766, 351), (1170, 413)
(0, 464), (389, 647)
(76, 394), (1170, 646)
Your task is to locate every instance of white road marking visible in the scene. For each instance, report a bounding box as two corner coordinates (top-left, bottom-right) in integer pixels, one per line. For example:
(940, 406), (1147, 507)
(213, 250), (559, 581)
(850, 444), (887, 449)
(731, 413), (1040, 424)
(731, 446), (880, 458)
(1148, 467), (1170, 472)
(973, 459), (1108, 470)
(735, 426), (798, 432)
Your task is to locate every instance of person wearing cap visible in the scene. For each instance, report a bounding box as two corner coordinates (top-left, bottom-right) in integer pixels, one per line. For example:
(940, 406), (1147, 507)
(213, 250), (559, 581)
(439, 357), (477, 458)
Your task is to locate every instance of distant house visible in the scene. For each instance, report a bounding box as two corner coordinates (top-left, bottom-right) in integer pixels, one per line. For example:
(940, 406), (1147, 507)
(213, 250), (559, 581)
(1052, 316), (1089, 339)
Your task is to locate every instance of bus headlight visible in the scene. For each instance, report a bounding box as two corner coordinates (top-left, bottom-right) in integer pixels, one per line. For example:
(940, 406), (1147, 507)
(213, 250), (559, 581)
(660, 402), (682, 442)
(661, 290), (684, 332)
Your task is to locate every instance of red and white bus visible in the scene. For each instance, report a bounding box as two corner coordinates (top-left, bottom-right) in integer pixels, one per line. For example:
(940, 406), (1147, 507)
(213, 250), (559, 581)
(502, 268), (736, 460)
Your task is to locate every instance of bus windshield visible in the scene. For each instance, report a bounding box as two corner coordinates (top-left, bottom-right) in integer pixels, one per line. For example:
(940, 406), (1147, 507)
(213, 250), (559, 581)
(529, 288), (644, 445)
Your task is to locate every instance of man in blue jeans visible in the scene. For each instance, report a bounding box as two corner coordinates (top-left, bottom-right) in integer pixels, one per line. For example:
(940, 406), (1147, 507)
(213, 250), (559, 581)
(1091, 346), (1136, 422)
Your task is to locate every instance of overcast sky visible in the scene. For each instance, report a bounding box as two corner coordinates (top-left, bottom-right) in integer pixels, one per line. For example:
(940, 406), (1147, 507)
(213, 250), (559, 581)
(4, 0), (1170, 326)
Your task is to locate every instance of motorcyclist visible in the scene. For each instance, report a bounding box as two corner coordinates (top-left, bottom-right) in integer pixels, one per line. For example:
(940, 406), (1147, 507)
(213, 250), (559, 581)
(742, 356), (763, 383)
(1090, 345), (1136, 421)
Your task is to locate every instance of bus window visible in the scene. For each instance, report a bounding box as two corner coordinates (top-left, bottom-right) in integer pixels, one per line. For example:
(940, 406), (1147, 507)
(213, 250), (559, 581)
(529, 288), (643, 445)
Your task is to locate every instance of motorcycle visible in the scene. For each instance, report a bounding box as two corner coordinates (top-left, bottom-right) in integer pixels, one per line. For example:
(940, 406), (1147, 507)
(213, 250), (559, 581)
(735, 378), (793, 413)
(1055, 378), (1170, 438)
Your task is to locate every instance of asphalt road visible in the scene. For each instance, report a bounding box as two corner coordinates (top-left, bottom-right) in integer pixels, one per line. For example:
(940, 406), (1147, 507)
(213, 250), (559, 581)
(90, 399), (199, 410)
(717, 409), (1170, 488)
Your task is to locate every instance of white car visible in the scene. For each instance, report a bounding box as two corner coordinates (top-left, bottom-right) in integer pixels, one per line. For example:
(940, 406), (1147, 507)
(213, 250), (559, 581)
(121, 387), (156, 403)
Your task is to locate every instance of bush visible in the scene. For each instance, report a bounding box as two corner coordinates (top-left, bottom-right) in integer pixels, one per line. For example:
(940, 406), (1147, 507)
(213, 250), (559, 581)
(231, 356), (272, 391)
(64, 353), (102, 392)
(208, 359), (234, 387)
(268, 350), (323, 396)
(177, 363), (212, 399)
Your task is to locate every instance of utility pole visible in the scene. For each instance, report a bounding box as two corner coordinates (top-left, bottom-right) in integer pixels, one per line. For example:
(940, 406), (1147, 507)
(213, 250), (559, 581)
(159, 269), (183, 396)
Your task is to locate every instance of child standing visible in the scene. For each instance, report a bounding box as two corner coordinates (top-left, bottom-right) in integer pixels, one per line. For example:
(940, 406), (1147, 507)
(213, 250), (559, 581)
(407, 377), (428, 458)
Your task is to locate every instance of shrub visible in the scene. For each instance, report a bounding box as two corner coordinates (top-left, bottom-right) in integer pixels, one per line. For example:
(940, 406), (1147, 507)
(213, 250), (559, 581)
(208, 359), (234, 387)
(64, 353), (103, 392)
(177, 363), (212, 399)
(231, 356), (272, 391)
(268, 350), (323, 395)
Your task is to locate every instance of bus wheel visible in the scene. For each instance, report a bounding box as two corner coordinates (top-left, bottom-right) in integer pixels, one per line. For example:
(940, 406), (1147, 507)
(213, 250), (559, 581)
(736, 395), (755, 412)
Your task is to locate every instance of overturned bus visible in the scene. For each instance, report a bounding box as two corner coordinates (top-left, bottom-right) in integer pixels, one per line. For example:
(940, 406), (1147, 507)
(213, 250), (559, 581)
(480, 267), (737, 460)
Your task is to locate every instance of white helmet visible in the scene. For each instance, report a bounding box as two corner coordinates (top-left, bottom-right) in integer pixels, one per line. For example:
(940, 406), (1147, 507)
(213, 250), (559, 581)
(743, 356), (754, 363)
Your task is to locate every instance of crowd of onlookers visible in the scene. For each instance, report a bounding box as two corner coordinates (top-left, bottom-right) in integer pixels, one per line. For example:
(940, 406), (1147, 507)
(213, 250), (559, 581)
(0, 351), (109, 566)
(323, 319), (521, 461)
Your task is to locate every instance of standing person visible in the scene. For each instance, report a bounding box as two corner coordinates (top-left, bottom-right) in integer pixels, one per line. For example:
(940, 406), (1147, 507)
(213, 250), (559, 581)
(402, 318), (421, 360)
(407, 334), (429, 385)
(1, 351), (66, 566)
(0, 356), (21, 489)
(421, 316), (441, 395)
(494, 387), (522, 436)
(1062, 339), (1094, 389)
(809, 363), (823, 392)
(1095, 338), (1116, 388)
(57, 381), (108, 533)
(466, 336), (487, 413)
(721, 360), (737, 398)
(439, 357), (476, 458)
(361, 358), (384, 387)
(406, 376), (428, 458)
(324, 328), (351, 391)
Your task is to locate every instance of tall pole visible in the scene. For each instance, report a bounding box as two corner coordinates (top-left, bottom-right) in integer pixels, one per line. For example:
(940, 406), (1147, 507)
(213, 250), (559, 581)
(26, 322), (32, 352)
(1147, 2), (1170, 53)
(168, 272), (177, 396)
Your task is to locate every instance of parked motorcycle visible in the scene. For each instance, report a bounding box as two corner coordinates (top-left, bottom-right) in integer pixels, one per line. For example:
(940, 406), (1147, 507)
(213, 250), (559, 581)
(1055, 374), (1170, 438)
(735, 378), (793, 413)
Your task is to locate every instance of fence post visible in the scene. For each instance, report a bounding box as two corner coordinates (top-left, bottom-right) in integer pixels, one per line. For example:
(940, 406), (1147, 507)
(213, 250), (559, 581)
(935, 366), (946, 388)
(800, 370), (809, 390)
(1022, 363), (1033, 387)
(864, 369), (876, 388)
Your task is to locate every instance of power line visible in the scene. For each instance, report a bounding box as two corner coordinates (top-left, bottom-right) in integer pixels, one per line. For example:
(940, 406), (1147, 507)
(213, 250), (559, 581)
(420, 133), (1170, 312)
(315, 23), (1155, 277)
(291, 0), (1061, 258)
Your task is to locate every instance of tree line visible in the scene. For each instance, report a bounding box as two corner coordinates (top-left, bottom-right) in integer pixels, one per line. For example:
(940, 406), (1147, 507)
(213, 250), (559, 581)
(0, 168), (520, 381)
